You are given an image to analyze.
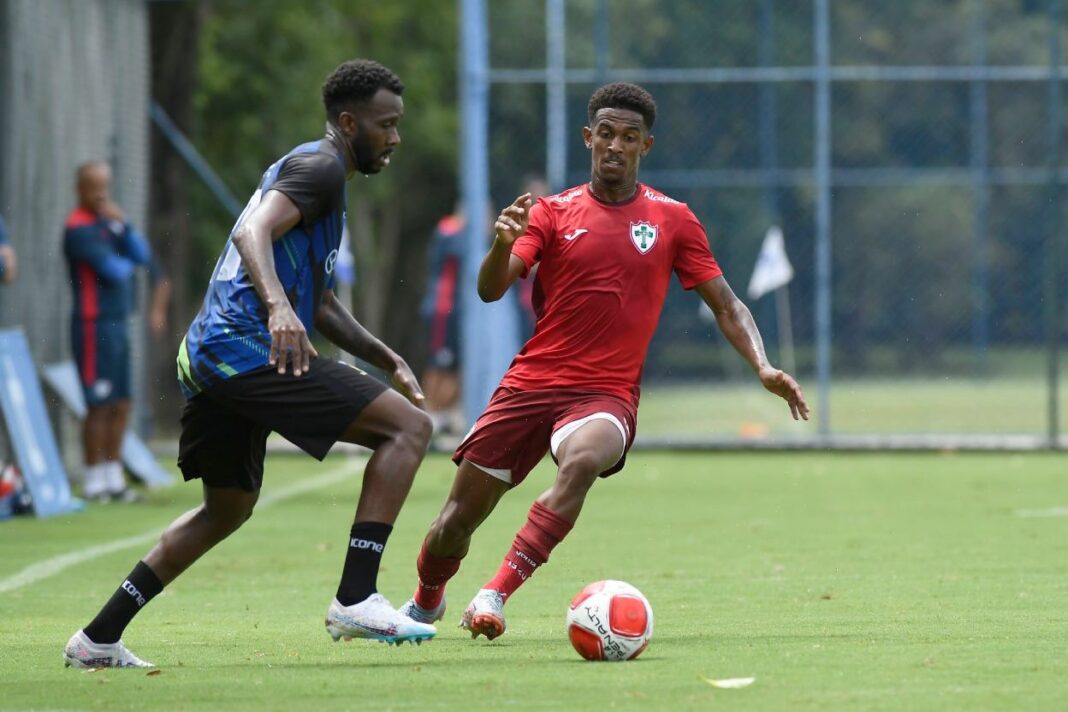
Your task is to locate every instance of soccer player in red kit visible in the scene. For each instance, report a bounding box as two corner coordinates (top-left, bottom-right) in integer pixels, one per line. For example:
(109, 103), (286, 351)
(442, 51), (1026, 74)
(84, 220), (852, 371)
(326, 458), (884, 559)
(400, 83), (810, 639)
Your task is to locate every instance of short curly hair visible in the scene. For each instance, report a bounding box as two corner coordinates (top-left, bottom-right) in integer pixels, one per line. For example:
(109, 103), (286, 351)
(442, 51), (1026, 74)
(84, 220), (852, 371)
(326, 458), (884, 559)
(587, 82), (657, 131)
(322, 59), (404, 122)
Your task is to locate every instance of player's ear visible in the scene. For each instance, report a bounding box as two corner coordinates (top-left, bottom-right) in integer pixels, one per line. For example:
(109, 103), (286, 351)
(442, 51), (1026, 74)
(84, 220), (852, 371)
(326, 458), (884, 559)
(641, 133), (654, 157)
(337, 110), (358, 137)
(582, 126), (593, 149)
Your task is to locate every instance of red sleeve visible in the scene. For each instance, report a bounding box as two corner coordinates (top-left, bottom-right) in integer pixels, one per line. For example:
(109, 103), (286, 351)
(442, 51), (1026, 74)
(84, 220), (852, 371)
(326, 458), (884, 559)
(510, 199), (552, 278)
(673, 209), (723, 290)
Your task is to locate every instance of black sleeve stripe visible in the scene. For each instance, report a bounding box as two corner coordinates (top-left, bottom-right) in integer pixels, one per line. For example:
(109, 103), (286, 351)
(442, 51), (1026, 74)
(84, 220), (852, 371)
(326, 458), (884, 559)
(270, 151), (345, 227)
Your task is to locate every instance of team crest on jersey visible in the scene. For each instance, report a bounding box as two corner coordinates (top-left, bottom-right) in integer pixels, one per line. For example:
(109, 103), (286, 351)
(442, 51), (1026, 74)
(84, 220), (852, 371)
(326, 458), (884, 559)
(629, 221), (659, 254)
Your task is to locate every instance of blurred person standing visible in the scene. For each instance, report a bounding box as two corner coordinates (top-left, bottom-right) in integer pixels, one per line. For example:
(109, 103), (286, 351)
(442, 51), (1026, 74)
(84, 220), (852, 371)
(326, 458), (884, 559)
(0, 213), (17, 284)
(421, 179), (547, 437)
(512, 175), (549, 338)
(0, 212), (17, 482)
(420, 205), (466, 435)
(63, 161), (171, 502)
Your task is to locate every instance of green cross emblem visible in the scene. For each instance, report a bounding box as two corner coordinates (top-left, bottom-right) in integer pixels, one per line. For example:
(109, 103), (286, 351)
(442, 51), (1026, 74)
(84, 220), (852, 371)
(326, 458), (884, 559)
(631, 222), (658, 253)
(635, 225), (653, 249)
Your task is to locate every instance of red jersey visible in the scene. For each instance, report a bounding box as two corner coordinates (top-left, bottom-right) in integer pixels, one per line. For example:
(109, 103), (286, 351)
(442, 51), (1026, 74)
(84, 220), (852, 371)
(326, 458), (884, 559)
(502, 183), (723, 405)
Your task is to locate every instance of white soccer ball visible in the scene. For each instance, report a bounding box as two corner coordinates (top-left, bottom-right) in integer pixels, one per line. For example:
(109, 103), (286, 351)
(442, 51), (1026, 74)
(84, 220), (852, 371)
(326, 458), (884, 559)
(566, 580), (653, 661)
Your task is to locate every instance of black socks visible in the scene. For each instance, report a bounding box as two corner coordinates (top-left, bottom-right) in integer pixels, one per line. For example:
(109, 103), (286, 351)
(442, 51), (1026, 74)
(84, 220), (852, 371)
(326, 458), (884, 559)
(81, 525), (393, 642)
(335, 521), (393, 606)
(83, 561), (164, 644)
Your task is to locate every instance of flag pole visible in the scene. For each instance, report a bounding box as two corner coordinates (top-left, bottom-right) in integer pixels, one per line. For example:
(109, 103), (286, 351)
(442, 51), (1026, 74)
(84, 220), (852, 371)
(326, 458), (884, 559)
(775, 284), (796, 375)
(748, 225), (796, 375)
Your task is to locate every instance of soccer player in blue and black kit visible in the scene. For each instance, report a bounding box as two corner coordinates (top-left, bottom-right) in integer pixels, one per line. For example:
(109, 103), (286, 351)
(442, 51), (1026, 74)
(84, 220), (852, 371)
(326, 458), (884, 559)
(65, 59), (438, 669)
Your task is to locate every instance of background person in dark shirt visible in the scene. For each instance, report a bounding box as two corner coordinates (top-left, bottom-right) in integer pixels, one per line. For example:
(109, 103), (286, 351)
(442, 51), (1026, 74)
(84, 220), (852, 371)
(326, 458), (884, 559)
(63, 161), (171, 502)
(420, 205), (465, 435)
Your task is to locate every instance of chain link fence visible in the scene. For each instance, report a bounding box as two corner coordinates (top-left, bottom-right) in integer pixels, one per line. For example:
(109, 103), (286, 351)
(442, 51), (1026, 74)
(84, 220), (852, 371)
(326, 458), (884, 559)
(478, 0), (1066, 447)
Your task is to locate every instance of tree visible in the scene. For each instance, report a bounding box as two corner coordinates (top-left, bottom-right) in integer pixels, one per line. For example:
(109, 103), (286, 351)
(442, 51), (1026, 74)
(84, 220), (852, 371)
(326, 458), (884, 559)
(149, 0), (206, 426)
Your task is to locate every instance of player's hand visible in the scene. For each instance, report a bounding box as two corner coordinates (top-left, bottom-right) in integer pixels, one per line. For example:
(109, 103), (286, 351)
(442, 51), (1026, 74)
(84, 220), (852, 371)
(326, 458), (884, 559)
(758, 366), (810, 421)
(494, 193), (533, 247)
(389, 359), (426, 409)
(268, 303), (318, 376)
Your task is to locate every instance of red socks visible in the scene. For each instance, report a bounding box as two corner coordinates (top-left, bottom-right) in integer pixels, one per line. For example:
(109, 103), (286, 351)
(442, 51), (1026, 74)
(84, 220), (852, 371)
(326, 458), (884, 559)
(486, 501), (573, 600)
(414, 501), (573, 608)
(414, 540), (462, 610)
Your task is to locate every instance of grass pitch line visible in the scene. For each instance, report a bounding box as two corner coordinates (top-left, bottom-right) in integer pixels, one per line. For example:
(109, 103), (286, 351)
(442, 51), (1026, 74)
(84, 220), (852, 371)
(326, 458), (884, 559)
(0, 458), (364, 595)
(1015, 506), (1068, 518)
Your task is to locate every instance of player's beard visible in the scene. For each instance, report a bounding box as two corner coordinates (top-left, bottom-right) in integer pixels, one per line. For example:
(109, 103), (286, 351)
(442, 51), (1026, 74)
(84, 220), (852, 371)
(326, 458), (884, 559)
(352, 134), (383, 175)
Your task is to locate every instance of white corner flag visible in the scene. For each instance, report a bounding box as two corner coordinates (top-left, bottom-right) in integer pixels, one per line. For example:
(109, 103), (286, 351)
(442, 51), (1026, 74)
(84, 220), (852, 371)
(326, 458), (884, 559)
(747, 226), (794, 300)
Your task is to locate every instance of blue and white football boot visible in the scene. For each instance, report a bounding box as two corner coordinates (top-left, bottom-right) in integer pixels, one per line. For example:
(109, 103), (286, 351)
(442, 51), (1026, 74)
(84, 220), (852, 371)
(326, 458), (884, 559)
(325, 593), (437, 646)
(398, 596), (447, 625)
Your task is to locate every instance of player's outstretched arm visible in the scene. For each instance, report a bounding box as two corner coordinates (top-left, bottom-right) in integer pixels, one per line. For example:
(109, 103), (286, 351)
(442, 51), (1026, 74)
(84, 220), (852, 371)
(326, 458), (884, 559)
(232, 190), (318, 376)
(478, 193), (533, 302)
(314, 290), (425, 408)
(695, 276), (810, 421)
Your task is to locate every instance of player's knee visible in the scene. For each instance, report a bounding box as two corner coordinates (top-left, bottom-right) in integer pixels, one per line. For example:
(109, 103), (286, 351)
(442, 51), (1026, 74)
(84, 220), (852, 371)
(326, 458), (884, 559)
(432, 506), (478, 544)
(403, 409), (434, 452)
(231, 499), (257, 528)
(204, 494), (258, 535)
(557, 450), (606, 490)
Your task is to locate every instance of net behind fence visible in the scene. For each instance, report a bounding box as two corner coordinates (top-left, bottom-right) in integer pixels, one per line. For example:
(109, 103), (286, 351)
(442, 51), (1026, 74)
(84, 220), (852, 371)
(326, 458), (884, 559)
(481, 0), (1067, 446)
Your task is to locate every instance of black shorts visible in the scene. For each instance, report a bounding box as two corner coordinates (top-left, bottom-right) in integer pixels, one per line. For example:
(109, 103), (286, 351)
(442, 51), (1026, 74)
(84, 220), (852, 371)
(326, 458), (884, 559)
(177, 359), (388, 491)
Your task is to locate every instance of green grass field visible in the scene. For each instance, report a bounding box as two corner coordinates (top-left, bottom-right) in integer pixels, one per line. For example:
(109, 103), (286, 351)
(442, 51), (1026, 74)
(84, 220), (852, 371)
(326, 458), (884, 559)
(639, 378), (1068, 437)
(3, 451), (1068, 711)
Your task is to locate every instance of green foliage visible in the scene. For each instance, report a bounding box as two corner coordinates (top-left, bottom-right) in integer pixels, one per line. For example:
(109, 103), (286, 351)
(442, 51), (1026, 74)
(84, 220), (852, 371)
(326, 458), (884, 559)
(195, 0), (458, 197)
(181, 0), (459, 356)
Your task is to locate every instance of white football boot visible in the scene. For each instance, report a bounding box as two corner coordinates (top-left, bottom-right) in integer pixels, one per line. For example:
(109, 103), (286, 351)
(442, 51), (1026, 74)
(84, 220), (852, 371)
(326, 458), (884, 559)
(460, 589), (507, 640)
(63, 630), (155, 669)
(398, 596), (447, 625)
(325, 593), (437, 645)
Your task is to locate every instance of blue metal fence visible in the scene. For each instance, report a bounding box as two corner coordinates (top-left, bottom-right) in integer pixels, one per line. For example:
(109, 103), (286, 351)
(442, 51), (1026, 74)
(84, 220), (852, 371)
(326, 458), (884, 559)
(463, 0), (1066, 448)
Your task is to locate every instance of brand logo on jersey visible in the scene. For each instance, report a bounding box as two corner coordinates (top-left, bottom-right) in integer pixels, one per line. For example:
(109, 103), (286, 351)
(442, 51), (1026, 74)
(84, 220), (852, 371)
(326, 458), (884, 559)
(643, 189), (679, 204)
(563, 228), (588, 242)
(629, 222), (659, 254)
(552, 188), (584, 203)
(325, 249), (339, 274)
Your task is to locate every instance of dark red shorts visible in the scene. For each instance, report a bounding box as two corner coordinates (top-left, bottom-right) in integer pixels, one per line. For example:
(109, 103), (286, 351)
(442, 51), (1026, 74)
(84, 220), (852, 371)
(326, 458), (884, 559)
(453, 386), (638, 486)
